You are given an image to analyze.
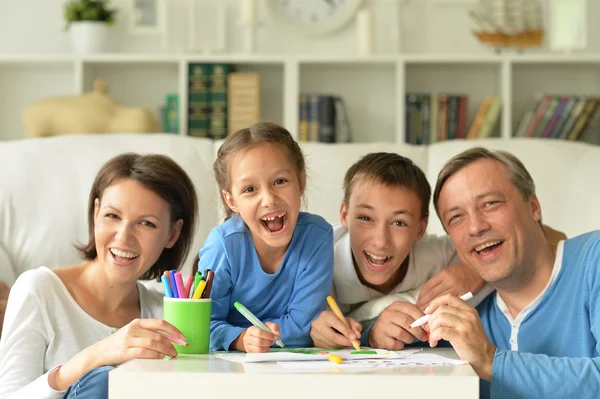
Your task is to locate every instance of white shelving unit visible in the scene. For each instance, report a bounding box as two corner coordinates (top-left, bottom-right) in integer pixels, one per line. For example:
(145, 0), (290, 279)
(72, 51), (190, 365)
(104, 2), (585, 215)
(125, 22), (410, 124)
(1, 52), (600, 143)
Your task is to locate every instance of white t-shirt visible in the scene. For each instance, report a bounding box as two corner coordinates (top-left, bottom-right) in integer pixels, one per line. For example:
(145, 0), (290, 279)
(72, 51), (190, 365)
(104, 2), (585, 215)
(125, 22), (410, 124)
(0, 266), (163, 399)
(332, 224), (493, 321)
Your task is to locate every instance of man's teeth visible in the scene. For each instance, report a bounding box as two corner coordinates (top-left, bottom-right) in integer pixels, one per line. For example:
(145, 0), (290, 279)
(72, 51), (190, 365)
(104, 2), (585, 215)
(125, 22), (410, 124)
(475, 241), (502, 253)
(110, 248), (139, 259)
(261, 212), (285, 221)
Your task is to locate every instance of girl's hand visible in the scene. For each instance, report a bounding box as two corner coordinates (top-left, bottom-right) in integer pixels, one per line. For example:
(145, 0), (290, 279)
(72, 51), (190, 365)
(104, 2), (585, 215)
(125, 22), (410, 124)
(238, 322), (281, 353)
(91, 318), (187, 366)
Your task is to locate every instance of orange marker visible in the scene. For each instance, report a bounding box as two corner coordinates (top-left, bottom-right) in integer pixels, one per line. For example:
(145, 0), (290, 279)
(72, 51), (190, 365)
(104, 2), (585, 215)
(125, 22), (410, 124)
(326, 296), (361, 352)
(328, 354), (343, 365)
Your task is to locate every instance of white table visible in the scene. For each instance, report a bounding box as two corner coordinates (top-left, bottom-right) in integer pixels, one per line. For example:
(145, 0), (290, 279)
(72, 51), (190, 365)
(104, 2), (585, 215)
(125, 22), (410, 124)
(109, 348), (479, 398)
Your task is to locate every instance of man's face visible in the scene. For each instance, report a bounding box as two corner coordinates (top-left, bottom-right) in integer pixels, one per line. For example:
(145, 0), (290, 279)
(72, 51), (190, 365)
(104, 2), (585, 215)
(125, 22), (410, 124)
(341, 179), (427, 292)
(437, 159), (541, 285)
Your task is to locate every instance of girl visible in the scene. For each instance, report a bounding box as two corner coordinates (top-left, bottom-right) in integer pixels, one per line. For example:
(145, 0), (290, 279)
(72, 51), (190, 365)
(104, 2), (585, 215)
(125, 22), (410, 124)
(0, 153), (198, 398)
(199, 122), (334, 353)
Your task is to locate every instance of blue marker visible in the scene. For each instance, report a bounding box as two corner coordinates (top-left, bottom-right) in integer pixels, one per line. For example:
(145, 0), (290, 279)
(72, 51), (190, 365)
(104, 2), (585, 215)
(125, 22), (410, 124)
(161, 275), (173, 298)
(169, 270), (179, 298)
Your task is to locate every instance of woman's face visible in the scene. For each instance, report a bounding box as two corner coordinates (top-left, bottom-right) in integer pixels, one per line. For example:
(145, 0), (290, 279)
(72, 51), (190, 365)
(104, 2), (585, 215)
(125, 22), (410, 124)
(93, 178), (182, 284)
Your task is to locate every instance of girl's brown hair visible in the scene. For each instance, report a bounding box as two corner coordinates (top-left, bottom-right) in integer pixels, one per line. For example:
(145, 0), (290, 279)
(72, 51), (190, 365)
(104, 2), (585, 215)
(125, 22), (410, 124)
(213, 122), (307, 220)
(76, 153), (198, 281)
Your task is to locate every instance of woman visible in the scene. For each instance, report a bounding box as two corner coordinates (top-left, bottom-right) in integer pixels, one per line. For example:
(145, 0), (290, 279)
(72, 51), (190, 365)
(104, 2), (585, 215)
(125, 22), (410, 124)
(0, 152), (198, 399)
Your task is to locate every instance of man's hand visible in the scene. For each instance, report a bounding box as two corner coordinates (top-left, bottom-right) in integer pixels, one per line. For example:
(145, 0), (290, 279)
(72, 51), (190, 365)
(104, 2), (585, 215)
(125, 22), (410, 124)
(368, 301), (427, 350)
(416, 263), (485, 309)
(310, 310), (362, 348)
(426, 294), (496, 381)
(0, 281), (9, 337)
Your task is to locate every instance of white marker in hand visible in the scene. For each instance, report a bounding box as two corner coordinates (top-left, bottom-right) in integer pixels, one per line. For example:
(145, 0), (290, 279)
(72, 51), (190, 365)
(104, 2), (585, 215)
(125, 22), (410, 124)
(409, 292), (474, 329)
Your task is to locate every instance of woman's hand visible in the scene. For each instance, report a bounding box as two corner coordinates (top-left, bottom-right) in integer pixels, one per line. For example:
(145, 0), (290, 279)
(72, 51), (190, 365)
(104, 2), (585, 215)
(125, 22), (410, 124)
(234, 322), (281, 353)
(92, 318), (187, 365)
(310, 310), (362, 348)
(50, 318), (187, 391)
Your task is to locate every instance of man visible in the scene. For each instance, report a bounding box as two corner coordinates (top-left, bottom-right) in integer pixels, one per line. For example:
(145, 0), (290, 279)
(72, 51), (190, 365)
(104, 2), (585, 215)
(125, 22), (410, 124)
(425, 147), (600, 398)
(0, 281), (8, 336)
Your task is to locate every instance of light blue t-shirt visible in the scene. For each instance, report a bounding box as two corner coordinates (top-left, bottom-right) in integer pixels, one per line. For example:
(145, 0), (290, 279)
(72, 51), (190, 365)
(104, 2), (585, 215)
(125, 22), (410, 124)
(478, 230), (600, 399)
(199, 212), (334, 351)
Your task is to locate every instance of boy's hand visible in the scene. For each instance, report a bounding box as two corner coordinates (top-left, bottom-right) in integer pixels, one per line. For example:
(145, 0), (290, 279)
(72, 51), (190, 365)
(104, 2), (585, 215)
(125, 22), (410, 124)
(310, 310), (362, 348)
(416, 263), (485, 309)
(368, 301), (427, 350)
(542, 224), (567, 244)
(239, 323), (281, 353)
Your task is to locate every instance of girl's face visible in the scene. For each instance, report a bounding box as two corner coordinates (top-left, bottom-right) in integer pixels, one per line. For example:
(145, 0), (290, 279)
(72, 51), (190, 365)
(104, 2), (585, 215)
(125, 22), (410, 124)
(222, 142), (305, 256)
(93, 178), (182, 284)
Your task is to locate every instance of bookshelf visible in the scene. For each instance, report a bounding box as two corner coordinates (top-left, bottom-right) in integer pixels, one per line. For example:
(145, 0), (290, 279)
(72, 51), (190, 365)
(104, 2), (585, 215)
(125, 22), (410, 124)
(0, 52), (599, 145)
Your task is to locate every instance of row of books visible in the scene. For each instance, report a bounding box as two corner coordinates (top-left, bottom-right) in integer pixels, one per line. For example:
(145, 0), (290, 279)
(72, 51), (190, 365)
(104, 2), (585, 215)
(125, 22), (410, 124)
(405, 94), (502, 145)
(298, 94), (352, 143)
(187, 64), (261, 139)
(515, 95), (599, 142)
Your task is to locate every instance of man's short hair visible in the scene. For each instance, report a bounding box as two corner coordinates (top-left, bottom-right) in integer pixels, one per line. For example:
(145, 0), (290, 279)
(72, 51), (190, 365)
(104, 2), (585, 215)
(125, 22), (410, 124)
(433, 147), (537, 222)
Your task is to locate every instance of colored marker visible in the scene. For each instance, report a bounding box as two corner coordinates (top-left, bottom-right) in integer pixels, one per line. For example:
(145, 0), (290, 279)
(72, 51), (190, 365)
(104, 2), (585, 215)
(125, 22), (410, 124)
(234, 301), (285, 348)
(174, 272), (186, 300)
(169, 270), (179, 298)
(192, 279), (207, 300)
(326, 296), (361, 352)
(409, 292), (474, 329)
(184, 274), (194, 298)
(328, 354), (343, 365)
(202, 270), (214, 299)
(161, 275), (173, 298)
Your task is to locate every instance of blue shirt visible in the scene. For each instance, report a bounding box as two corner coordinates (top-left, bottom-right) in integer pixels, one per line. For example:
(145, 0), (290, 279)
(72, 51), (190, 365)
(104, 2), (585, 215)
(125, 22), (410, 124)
(478, 230), (600, 399)
(199, 212), (334, 351)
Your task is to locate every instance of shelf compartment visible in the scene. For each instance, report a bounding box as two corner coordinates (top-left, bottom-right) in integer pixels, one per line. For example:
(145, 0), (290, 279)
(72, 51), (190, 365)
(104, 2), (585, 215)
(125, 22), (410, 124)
(0, 63), (76, 140)
(299, 62), (397, 143)
(406, 62), (503, 140)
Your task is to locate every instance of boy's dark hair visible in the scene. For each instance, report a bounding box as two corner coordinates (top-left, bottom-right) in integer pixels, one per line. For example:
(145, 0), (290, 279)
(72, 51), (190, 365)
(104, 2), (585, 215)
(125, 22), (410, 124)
(76, 153), (198, 281)
(343, 152), (431, 219)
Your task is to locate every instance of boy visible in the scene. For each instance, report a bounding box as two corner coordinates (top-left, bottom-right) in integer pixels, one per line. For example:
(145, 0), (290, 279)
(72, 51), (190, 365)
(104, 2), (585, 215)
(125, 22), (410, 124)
(310, 152), (564, 351)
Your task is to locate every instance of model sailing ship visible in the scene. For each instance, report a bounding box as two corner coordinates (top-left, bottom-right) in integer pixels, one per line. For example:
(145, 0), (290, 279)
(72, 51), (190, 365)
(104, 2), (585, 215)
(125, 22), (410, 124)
(469, 0), (544, 49)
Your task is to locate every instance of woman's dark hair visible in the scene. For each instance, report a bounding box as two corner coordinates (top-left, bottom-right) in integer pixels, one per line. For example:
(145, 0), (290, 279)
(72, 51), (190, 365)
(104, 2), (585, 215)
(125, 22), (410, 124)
(76, 153), (198, 281)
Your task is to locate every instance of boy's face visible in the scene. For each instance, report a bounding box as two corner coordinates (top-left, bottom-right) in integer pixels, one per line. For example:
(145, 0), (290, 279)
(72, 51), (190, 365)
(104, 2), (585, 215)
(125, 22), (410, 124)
(341, 179), (427, 291)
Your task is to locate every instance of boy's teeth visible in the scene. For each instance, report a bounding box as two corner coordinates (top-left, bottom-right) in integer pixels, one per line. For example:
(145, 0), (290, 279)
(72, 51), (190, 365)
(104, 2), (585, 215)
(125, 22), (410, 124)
(110, 248), (139, 259)
(367, 252), (388, 260)
(475, 240), (502, 252)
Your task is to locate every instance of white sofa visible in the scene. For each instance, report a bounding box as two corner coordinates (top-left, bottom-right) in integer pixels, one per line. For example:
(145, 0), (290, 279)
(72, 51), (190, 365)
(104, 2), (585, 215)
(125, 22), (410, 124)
(1, 134), (599, 287)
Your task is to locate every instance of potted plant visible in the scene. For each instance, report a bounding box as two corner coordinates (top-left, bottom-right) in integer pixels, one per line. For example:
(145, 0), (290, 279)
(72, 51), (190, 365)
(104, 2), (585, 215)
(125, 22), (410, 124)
(64, 0), (117, 54)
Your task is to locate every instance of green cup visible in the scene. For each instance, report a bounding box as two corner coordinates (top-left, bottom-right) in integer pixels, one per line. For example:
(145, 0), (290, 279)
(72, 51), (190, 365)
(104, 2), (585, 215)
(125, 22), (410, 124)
(163, 297), (211, 354)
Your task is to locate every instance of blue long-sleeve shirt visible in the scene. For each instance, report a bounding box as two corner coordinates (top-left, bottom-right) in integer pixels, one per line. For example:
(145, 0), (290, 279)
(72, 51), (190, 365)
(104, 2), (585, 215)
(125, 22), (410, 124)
(478, 230), (600, 399)
(200, 212), (334, 351)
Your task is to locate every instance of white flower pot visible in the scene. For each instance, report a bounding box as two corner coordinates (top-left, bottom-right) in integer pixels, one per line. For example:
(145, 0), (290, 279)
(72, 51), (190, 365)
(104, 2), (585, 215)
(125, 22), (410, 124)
(69, 21), (110, 54)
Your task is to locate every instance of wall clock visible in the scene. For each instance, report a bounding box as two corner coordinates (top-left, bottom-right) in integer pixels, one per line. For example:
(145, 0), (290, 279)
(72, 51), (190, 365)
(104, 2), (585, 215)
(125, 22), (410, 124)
(266, 0), (364, 36)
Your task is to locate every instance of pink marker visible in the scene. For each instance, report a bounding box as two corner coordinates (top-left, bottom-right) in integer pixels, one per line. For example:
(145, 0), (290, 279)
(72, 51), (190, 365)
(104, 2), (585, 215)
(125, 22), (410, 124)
(174, 272), (186, 300)
(183, 274), (194, 298)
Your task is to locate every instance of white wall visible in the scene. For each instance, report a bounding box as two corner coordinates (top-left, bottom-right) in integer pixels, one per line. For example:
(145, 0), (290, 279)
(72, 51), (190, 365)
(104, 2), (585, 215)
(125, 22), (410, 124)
(1, 0), (599, 142)
(3, 0), (599, 56)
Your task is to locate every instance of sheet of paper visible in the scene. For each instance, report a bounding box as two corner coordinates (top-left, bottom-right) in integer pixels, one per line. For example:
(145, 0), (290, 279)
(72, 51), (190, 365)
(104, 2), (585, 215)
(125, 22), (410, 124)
(276, 352), (466, 370)
(212, 347), (420, 363)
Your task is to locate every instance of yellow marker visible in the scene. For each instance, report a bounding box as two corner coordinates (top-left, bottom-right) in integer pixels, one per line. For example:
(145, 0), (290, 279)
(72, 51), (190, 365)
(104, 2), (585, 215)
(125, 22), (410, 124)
(328, 354), (343, 365)
(192, 280), (207, 299)
(326, 296), (361, 352)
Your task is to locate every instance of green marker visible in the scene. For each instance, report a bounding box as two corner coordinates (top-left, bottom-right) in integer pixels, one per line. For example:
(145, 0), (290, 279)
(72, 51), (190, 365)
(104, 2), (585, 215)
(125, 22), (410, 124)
(234, 301), (285, 348)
